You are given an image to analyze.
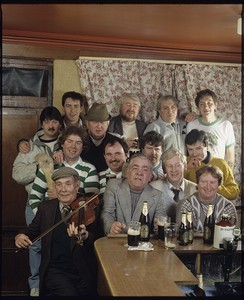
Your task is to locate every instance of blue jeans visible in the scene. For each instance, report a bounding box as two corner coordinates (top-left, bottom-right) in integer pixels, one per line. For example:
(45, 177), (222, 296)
(25, 204), (41, 289)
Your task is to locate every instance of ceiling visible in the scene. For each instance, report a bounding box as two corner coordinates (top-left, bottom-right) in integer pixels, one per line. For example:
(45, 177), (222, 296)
(2, 4), (242, 63)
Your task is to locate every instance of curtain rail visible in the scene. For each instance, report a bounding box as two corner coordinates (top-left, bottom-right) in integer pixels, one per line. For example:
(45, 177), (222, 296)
(77, 56), (240, 67)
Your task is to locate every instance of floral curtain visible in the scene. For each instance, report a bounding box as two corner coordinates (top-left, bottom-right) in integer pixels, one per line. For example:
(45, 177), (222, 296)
(76, 59), (242, 198)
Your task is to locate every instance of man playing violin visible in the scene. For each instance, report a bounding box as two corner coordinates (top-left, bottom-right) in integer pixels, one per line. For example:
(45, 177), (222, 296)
(15, 167), (98, 297)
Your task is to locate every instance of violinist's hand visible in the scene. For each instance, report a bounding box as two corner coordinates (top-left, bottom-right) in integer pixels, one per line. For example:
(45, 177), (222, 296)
(19, 141), (31, 154)
(67, 222), (89, 241)
(15, 234), (32, 249)
(187, 157), (202, 169)
(53, 150), (64, 164)
(47, 187), (57, 200)
(110, 221), (126, 235)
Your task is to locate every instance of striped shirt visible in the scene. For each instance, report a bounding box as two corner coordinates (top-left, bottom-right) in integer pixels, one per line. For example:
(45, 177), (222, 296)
(29, 157), (99, 214)
(99, 168), (122, 195)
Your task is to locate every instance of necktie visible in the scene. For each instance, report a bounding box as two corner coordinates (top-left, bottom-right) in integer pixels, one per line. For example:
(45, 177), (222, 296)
(172, 188), (180, 202)
(171, 122), (176, 129)
(61, 206), (71, 219)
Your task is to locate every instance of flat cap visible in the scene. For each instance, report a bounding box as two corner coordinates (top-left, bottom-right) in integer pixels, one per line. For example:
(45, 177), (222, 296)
(51, 167), (79, 181)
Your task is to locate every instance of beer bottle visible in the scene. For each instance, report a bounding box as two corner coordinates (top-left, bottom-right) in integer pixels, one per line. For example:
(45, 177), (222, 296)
(179, 211), (189, 246)
(187, 210), (194, 244)
(139, 201), (150, 242)
(203, 204), (215, 244)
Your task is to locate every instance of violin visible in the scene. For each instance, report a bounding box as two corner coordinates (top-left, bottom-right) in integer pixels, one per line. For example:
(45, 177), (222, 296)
(15, 193), (99, 252)
(68, 193), (100, 227)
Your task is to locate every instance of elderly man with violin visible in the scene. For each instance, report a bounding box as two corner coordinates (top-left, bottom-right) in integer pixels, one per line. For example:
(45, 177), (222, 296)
(15, 167), (99, 297)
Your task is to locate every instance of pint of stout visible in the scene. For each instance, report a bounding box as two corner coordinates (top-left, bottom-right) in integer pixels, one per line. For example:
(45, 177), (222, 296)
(158, 223), (165, 241)
(157, 216), (170, 240)
(127, 221), (141, 247)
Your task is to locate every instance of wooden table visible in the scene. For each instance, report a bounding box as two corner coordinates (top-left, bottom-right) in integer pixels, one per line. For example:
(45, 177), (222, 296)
(94, 236), (199, 297)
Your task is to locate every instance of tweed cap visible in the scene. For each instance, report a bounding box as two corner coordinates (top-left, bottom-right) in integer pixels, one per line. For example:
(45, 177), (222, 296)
(85, 102), (111, 122)
(51, 167), (79, 181)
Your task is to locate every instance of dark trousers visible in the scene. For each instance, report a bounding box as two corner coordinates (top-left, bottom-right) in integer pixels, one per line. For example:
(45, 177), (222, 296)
(43, 266), (93, 296)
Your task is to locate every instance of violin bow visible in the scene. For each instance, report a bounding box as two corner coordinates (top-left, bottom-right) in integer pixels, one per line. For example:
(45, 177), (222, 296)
(15, 193), (99, 253)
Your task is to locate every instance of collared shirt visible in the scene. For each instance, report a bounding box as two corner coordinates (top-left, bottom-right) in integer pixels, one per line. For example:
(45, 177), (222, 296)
(144, 116), (187, 155)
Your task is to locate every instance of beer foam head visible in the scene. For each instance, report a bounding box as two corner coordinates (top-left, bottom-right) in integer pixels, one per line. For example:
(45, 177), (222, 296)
(128, 228), (140, 235)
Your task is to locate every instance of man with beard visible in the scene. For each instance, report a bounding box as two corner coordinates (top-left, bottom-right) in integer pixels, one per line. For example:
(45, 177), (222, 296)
(99, 136), (129, 195)
(12, 106), (63, 297)
(139, 131), (165, 181)
(108, 93), (147, 149)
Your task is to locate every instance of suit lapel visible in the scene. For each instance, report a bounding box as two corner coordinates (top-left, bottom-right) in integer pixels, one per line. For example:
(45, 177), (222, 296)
(117, 179), (133, 224)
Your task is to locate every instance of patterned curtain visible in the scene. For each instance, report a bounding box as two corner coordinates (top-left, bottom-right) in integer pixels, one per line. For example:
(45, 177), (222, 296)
(76, 59), (241, 197)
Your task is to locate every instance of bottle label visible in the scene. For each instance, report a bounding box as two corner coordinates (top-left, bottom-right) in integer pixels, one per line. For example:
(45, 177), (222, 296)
(188, 229), (194, 241)
(140, 225), (149, 238)
(204, 227), (211, 240)
(142, 206), (148, 216)
(182, 231), (189, 243)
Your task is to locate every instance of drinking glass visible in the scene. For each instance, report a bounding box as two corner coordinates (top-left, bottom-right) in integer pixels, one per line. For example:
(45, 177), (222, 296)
(164, 222), (178, 249)
(127, 221), (141, 246)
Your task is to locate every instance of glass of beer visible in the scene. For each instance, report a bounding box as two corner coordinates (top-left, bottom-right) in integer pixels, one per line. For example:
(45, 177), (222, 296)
(164, 222), (178, 249)
(157, 216), (171, 240)
(127, 221), (141, 247)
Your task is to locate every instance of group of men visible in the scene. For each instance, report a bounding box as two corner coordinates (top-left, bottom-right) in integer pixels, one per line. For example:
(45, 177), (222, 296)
(14, 90), (239, 297)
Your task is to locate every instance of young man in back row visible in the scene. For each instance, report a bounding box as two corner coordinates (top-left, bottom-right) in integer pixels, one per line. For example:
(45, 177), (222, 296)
(17, 91), (87, 154)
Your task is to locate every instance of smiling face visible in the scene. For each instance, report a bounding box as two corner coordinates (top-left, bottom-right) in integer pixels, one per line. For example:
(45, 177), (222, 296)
(54, 176), (80, 206)
(120, 98), (140, 123)
(126, 156), (152, 191)
(104, 141), (127, 173)
(158, 99), (178, 124)
(63, 98), (83, 126)
(197, 172), (219, 201)
(197, 95), (217, 119)
(62, 134), (83, 164)
(164, 155), (184, 186)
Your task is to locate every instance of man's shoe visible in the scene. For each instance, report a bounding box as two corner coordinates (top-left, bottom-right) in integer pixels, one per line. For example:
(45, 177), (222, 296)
(30, 288), (39, 297)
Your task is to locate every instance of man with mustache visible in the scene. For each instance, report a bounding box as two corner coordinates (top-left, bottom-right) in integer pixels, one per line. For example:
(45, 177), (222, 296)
(101, 153), (166, 235)
(108, 93), (147, 149)
(12, 106), (63, 297)
(99, 136), (129, 195)
(139, 131), (165, 181)
(17, 91), (87, 154)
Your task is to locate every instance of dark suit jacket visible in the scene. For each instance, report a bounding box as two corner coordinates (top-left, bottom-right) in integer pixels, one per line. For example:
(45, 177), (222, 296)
(108, 115), (147, 138)
(20, 199), (97, 295)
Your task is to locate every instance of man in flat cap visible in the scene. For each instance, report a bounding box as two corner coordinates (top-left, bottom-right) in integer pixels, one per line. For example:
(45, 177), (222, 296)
(15, 167), (98, 297)
(81, 102), (117, 172)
